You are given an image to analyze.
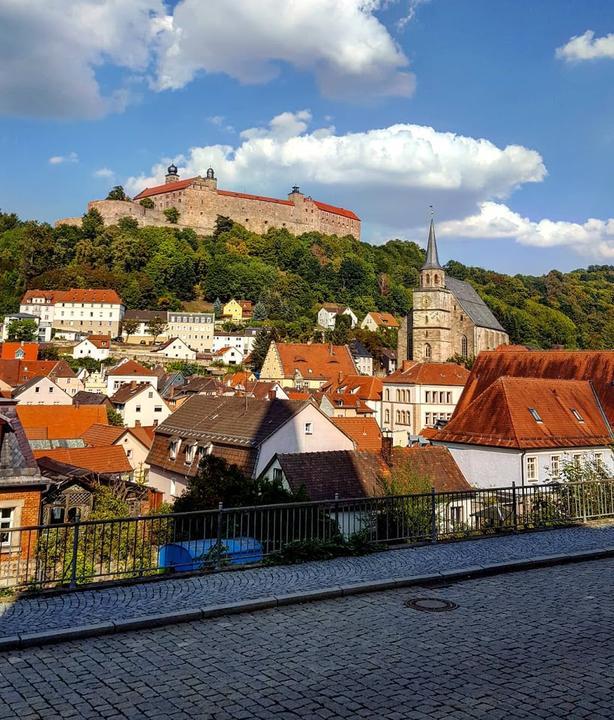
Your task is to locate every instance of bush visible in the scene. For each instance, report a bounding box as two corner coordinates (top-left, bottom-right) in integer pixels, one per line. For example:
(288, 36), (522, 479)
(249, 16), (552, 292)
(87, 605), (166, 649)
(264, 532), (379, 566)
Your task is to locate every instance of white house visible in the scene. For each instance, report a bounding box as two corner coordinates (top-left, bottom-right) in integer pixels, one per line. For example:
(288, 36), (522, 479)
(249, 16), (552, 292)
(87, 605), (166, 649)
(317, 303), (358, 331)
(152, 337), (196, 360)
(146, 396), (355, 501)
(434, 376), (614, 489)
(166, 311), (215, 352)
(110, 382), (170, 428)
(212, 328), (258, 356)
(13, 376), (72, 406)
(1, 313), (47, 342)
(82, 423), (154, 484)
(360, 312), (399, 333)
(349, 340), (373, 376)
(212, 346), (244, 366)
(382, 362), (470, 446)
(105, 359), (158, 395)
(72, 335), (111, 362)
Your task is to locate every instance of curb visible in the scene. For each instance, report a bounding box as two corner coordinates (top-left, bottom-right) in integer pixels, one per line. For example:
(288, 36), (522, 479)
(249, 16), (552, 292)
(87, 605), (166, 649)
(2, 546), (613, 651)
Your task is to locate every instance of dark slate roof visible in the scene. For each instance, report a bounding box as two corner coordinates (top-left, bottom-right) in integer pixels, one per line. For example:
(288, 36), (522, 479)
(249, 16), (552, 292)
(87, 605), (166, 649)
(421, 219), (442, 270)
(73, 390), (112, 406)
(123, 309), (169, 322)
(445, 276), (506, 332)
(349, 340), (372, 359)
(275, 450), (385, 501)
(0, 399), (45, 488)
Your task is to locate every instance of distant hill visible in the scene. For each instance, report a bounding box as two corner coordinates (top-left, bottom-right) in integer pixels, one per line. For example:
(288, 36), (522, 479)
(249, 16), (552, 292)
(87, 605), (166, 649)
(0, 208), (612, 349)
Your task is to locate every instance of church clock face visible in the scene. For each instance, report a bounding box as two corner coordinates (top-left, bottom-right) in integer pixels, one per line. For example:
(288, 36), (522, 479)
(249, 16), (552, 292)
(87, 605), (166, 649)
(420, 295), (430, 309)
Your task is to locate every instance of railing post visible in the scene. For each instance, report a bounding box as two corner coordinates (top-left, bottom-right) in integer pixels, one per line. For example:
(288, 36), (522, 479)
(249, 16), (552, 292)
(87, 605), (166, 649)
(334, 492), (340, 539)
(430, 487), (437, 543)
(69, 510), (81, 589)
(215, 502), (223, 571)
(511, 482), (518, 533)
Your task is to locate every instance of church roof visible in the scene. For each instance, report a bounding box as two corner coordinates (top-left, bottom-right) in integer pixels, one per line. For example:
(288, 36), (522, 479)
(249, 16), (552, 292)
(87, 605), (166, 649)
(445, 276), (506, 332)
(421, 219), (442, 270)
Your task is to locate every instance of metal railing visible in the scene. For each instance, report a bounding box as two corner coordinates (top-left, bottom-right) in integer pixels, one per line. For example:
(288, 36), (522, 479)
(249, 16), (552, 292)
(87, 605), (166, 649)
(1, 479), (613, 591)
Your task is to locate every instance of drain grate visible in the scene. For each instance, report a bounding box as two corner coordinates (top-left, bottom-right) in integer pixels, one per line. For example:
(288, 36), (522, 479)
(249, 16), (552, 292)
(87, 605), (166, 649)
(404, 597), (458, 612)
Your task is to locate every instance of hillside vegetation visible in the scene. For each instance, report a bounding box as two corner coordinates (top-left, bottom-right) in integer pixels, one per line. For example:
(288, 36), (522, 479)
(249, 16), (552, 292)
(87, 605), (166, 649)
(0, 208), (612, 349)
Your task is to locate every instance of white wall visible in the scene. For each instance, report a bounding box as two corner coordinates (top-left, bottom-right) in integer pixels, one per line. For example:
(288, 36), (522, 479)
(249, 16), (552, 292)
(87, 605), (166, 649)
(255, 404), (354, 476)
(15, 377), (72, 405)
(118, 388), (171, 427)
(148, 465), (189, 502)
(73, 339), (110, 361)
(107, 373), (158, 395)
(437, 442), (521, 489)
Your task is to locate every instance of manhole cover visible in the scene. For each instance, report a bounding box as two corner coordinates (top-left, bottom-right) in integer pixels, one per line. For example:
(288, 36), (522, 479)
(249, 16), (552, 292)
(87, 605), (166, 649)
(404, 597), (458, 612)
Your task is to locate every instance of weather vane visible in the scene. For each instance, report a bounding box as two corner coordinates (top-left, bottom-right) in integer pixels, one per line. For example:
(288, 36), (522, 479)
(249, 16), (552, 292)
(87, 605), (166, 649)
(429, 204), (435, 220)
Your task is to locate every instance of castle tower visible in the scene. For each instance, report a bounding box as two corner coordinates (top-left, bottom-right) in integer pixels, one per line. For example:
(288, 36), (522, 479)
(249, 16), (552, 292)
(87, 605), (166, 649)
(204, 167), (218, 190)
(165, 163), (179, 184)
(288, 185), (304, 204)
(411, 217), (452, 362)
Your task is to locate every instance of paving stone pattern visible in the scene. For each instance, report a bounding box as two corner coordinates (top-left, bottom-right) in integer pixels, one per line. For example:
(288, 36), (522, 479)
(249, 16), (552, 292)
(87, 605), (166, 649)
(1, 558), (613, 719)
(1, 525), (614, 636)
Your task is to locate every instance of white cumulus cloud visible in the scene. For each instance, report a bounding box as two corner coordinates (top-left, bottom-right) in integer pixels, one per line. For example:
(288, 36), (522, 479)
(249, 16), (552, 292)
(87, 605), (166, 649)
(439, 202), (614, 260)
(48, 152), (79, 165)
(93, 167), (115, 179)
(154, 0), (414, 99)
(556, 30), (614, 62)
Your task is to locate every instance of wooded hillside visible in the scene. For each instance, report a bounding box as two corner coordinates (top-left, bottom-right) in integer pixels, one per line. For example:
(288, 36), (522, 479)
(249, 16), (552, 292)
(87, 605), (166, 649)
(0, 208), (612, 349)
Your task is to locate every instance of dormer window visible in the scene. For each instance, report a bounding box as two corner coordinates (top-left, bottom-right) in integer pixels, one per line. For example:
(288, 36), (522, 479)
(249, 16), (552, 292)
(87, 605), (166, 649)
(571, 408), (584, 423)
(15, 349), (25, 359)
(169, 439), (181, 460)
(528, 408), (543, 424)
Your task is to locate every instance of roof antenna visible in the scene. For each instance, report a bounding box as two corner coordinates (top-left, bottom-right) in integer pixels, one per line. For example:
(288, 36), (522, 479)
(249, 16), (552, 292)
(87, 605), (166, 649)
(429, 204), (435, 220)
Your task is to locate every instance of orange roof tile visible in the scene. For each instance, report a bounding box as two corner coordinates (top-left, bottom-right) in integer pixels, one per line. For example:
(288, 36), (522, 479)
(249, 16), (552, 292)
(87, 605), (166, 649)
(0, 343), (38, 361)
(454, 350), (614, 424)
(388, 446), (472, 492)
(22, 289), (122, 305)
(34, 446), (132, 474)
(133, 177), (197, 199)
(436, 377), (612, 450)
(323, 374), (383, 402)
(81, 424), (125, 446)
(365, 311), (399, 328)
(331, 417), (382, 452)
(313, 200), (360, 221)
(81, 335), (111, 349)
(17, 405), (108, 440)
(384, 362), (469, 386)
(0, 359), (76, 387)
(275, 343), (357, 383)
(107, 359), (156, 376)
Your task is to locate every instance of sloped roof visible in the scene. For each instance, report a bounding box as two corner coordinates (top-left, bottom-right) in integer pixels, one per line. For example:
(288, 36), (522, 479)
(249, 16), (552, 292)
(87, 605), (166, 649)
(81, 424), (125, 446)
(110, 382), (153, 404)
(0, 359), (76, 388)
(0, 342), (38, 361)
(21, 289), (123, 305)
(17, 405), (108, 441)
(323, 374), (382, 401)
(154, 337), (190, 352)
(276, 450), (384, 500)
(133, 177), (196, 199)
(79, 335), (111, 349)
(386, 446), (472, 492)
(0, 399), (42, 486)
(445, 277), (505, 332)
(384, 362), (469, 386)
(437, 377), (612, 450)
(275, 343), (357, 382)
(331, 417), (382, 452)
(313, 200), (360, 221)
(107, 359), (156, 377)
(365, 311), (399, 328)
(73, 390), (112, 406)
(454, 350), (614, 424)
(34, 445), (133, 474)
(124, 309), (169, 322)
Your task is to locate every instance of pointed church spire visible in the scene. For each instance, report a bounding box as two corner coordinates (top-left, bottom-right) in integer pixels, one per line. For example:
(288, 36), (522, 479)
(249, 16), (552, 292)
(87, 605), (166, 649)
(422, 211), (441, 270)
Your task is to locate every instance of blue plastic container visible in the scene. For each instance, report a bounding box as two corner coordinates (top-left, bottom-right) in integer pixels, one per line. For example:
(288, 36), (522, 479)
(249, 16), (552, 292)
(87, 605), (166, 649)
(158, 537), (263, 572)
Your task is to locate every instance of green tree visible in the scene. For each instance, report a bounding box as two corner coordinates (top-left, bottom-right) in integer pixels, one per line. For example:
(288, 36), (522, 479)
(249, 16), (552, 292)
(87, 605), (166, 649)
(146, 315), (168, 343)
(106, 186), (129, 201)
(6, 318), (37, 341)
(252, 300), (268, 321)
(107, 407), (125, 427)
(250, 327), (276, 372)
(214, 215), (234, 237)
(214, 297), (222, 319)
(139, 197), (155, 209)
(164, 207), (180, 224)
(121, 317), (140, 342)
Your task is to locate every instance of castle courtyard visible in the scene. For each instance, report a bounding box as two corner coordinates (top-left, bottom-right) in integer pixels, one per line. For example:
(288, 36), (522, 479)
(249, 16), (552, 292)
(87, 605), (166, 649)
(1, 558), (612, 719)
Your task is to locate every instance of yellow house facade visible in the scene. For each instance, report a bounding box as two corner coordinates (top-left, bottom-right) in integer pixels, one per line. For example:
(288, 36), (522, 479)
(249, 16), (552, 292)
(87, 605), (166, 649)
(223, 299), (243, 321)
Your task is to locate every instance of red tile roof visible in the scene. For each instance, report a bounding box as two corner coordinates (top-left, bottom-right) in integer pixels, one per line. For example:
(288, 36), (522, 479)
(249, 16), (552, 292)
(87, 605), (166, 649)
(218, 189), (293, 207)
(0, 343), (38, 361)
(34, 446), (133, 474)
(384, 362), (470, 386)
(81, 335), (111, 349)
(133, 178), (196, 200)
(107, 359), (156, 377)
(313, 200), (360, 221)
(21, 289), (122, 305)
(454, 350), (614, 424)
(17, 405), (108, 440)
(274, 343), (357, 383)
(323, 374), (383, 402)
(0, 359), (76, 387)
(365, 311), (399, 328)
(331, 417), (382, 452)
(82, 423), (155, 449)
(436, 377), (612, 450)
(386, 446), (472, 492)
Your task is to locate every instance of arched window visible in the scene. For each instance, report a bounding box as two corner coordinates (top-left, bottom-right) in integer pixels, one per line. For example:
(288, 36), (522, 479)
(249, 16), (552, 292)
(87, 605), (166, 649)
(426, 274), (431, 286)
(434, 274), (439, 285)
(396, 410), (401, 423)
(385, 389), (390, 401)
(385, 409), (390, 424)
(461, 335), (468, 358)
(424, 343), (432, 360)
(396, 389), (401, 402)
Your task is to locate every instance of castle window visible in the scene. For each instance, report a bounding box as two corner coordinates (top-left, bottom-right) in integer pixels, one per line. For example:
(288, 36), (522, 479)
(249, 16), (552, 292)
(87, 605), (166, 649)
(434, 274), (440, 285)
(424, 343), (432, 360)
(461, 335), (468, 358)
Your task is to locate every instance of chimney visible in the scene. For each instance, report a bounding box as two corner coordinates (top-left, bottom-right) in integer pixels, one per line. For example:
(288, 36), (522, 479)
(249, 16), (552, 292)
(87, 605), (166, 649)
(268, 388), (276, 401)
(381, 434), (393, 466)
(329, 343), (334, 356)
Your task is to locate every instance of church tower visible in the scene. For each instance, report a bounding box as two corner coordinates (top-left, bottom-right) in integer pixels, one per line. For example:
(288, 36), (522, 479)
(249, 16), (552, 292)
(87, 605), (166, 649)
(165, 163), (179, 184)
(411, 218), (453, 362)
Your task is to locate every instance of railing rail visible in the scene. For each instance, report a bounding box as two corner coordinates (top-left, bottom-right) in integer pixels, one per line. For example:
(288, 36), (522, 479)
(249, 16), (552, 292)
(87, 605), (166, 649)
(2, 479), (613, 591)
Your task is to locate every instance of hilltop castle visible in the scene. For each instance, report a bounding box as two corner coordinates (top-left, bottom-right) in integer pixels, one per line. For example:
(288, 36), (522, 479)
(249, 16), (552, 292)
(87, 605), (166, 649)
(398, 219), (509, 363)
(57, 166), (361, 239)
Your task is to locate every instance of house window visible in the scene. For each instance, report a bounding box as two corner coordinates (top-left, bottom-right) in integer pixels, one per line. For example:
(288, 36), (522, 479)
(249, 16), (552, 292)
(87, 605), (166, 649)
(571, 408), (584, 423)
(526, 456), (538, 483)
(126, 449), (133, 459)
(273, 468), (283, 483)
(425, 412), (432, 426)
(0, 508), (15, 547)
(425, 391), (431, 403)
(528, 408), (543, 423)
(449, 506), (463, 525)
(154, 406), (162, 413)
(185, 444), (196, 464)
(446, 392), (452, 403)
(573, 453), (582, 467)
(385, 409), (390, 424)
(304, 422), (313, 435)
(35, 386), (40, 393)
(550, 455), (560, 479)
(424, 343), (432, 360)
(169, 440), (180, 460)
(594, 452), (603, 468)
(135, 405), (141, 413)
(396, 389), (401, 402)
(461, 335), (468, 358)
(385, 389), (390, 401)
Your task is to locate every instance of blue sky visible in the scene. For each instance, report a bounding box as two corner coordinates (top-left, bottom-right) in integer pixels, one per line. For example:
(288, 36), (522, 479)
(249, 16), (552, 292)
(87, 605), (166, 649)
(1, 0), (613, 274)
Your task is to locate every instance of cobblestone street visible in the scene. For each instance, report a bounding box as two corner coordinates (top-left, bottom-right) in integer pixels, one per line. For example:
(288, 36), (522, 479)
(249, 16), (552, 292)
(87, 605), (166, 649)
(2, 524), (614, 636)
(1, 558), (613, 719)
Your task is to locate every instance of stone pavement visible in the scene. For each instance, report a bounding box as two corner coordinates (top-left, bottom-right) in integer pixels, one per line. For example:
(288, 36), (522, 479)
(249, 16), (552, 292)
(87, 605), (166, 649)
(1, 557), (613, 719)
(1, 524), (614, 636)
